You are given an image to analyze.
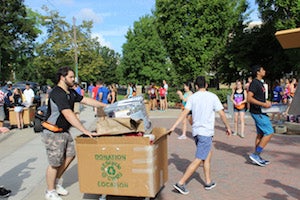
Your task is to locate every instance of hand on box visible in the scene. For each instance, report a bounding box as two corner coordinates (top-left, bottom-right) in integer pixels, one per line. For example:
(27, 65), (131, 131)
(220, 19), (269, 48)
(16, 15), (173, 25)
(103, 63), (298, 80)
(263, 101), (272, 108)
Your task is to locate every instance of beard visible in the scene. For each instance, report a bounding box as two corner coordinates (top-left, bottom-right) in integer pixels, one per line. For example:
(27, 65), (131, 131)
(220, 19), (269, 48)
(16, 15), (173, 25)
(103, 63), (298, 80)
(64, 78), (74, 88)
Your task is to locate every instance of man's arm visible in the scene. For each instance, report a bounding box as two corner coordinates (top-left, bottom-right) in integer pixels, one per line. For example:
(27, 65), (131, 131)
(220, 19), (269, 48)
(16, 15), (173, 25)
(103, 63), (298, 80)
(247, 91), (271, 108)
(168, 109), (190, 133)
(218, 109), (232, 136)
(80, 96), (107, 107)
(61, 109), (95, 137)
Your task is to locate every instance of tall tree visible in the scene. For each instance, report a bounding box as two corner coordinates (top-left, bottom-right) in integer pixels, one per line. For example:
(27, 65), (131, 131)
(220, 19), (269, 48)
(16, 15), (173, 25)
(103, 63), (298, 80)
(155, 0), (246, 83)
(98, 46), (121, 84)
(119, 15), (171, 86)
(0, 0), (39, 82)
(33, 8), (109, 85)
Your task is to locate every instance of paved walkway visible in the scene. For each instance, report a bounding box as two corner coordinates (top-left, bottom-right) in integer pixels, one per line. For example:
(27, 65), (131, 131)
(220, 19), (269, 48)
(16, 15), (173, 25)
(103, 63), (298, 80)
(0, 106), (300, 200)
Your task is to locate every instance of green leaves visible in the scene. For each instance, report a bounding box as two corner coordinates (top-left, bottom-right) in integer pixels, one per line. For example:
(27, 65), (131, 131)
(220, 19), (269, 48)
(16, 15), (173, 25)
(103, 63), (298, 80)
(119, 15), (169, 85)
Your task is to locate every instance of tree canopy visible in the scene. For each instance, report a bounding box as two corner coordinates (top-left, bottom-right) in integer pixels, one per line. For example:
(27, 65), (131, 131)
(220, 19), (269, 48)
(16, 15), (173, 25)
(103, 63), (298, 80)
(119, 15), (172, 85)
(0, 0), (40, 82)
(154, 0), (247, 83)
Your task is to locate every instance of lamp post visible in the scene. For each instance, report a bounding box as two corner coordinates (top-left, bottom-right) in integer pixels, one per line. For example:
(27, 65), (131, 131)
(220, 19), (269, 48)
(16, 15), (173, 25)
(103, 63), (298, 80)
(73, 17), (78, 82)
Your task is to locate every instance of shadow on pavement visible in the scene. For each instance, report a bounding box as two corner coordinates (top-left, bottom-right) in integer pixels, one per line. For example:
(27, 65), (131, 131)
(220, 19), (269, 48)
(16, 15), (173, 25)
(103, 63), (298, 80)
(265, 179), (300, 200)
(0, 157), (37, 196)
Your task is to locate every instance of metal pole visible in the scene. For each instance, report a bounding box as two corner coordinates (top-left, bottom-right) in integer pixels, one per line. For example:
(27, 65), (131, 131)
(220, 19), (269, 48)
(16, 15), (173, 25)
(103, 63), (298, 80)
(73, 17), (78, 82)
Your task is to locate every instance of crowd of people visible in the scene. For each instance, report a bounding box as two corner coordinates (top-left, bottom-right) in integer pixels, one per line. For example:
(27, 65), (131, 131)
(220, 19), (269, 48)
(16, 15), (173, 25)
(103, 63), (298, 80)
(0, 64), (299, 199)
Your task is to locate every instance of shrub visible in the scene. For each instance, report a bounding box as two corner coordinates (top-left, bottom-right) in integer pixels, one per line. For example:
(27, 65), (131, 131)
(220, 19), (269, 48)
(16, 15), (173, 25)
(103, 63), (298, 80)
(208, 88), (231, 103)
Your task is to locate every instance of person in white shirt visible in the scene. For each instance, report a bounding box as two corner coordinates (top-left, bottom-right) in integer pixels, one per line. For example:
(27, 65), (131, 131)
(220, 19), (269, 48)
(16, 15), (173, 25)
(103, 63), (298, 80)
(169, 76), (232, 195)
(23, 83), (35, 106)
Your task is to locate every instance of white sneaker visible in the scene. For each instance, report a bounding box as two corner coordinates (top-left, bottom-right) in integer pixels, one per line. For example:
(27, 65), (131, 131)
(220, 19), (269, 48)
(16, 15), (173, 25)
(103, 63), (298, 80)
(56, 184), (68, 196)
(45, 191), (62, 200)
(178, 135), (187, 140)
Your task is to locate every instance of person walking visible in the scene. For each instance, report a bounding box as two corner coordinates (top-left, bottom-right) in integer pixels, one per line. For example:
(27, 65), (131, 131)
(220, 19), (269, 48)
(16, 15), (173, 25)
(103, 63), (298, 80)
(41, 66), (107, 200)
(176, 81), (193, 139)
(248, 65), (274, 167)
(230, 79), (247, 138)
(169, 76), (232, 195)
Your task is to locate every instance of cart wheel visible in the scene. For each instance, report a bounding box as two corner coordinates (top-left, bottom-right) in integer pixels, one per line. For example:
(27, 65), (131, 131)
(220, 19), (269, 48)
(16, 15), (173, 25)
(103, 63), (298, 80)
(99, 194), (107, 200)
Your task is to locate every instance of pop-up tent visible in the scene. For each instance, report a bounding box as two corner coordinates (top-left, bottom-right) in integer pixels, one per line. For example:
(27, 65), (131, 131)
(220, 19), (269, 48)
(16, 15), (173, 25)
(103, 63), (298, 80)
(275, 28), (300, 116)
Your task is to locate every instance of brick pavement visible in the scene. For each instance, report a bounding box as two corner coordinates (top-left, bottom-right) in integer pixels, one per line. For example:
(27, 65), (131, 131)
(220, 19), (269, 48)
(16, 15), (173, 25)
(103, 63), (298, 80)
(1, 107), (300, 200)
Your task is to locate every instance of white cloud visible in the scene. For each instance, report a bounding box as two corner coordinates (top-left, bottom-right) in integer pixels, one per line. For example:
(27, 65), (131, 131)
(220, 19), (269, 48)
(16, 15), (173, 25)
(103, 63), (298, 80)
(78, 8), (103, 23)
(91, 32), (112, 48)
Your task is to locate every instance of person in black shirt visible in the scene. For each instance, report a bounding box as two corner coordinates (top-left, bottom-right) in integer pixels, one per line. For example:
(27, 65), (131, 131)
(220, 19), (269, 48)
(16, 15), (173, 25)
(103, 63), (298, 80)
(41, 66), (107, 200)
(247, 65), (274, 167)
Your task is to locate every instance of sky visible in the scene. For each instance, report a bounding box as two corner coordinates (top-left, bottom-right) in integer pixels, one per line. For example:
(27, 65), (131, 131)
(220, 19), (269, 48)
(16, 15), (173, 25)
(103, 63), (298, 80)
(24, 0), (259, 55)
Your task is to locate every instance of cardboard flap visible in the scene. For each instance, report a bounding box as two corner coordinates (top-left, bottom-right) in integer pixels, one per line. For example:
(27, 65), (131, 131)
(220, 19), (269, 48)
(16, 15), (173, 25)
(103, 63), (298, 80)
(152, 127), (168, 143)
(275, 28), (300, 49)
(96, 117), (145, 136)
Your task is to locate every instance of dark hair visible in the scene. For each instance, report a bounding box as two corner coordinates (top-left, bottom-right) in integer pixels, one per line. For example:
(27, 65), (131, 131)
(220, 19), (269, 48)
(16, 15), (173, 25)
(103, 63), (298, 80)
(195, 76), (206, 89)
(56, 66), (74, 84)
(251, 65), (262, 78)
(184, 81), (193, 91)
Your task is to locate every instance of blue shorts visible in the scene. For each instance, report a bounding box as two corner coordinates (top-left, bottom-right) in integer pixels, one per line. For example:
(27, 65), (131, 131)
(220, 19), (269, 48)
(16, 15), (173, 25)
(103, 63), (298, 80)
(251, 113), (274, 135)
(194, 135), (213, 160)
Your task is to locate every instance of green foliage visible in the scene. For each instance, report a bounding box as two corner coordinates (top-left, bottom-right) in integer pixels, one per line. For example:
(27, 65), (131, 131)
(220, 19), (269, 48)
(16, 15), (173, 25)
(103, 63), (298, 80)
(119, 15), (171, 85)
(217, 0), (300, 84)
(155, 0), (246, 84)
(0, 1), (39, 81)
(208, 88), (232, 103)
(32, 8), (119, 85)
(167, 87), (181, 104)
(98, 47), (121, 84)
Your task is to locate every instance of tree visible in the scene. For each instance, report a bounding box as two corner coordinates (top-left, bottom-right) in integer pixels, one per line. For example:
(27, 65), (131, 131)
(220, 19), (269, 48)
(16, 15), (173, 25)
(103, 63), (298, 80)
(119, 15), (171, 86)
(217, 0), (300, 84)
(33, 8), (111, 85)
(98, 46), (121, 84)
(155, 0), (247, 83)
(0, 0), (40, 82)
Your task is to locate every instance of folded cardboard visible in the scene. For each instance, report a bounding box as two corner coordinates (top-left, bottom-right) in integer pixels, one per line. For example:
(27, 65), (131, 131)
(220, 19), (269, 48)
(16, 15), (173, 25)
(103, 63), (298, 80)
(75, 127), (168, 198)
(96, 118), (145, 136)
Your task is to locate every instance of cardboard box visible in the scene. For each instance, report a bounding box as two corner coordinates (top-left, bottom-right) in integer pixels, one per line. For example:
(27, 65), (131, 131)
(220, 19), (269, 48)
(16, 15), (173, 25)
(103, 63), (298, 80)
(9, 105), (36, 126)
(75, 127), (168, 198)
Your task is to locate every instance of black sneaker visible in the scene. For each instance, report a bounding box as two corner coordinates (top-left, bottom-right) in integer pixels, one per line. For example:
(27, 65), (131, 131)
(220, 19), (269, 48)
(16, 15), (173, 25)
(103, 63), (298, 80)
(0, 187), (11, 198)
(173, 183), (189, 195)
(204, 182), (216, 190)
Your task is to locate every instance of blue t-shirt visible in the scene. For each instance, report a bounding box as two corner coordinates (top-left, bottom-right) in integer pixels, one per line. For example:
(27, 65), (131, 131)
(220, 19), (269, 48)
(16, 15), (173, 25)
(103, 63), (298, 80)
(88, 85), (94, 94)
(273, 86), (282, 102)
(98, 86), (110, 104)
(75, 86), (81, 95)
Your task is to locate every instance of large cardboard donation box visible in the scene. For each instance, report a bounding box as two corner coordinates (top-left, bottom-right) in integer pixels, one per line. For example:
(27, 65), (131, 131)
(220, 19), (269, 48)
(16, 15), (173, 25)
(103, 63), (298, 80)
(9, 105), (36, 126)
(75, 127), (168, 198)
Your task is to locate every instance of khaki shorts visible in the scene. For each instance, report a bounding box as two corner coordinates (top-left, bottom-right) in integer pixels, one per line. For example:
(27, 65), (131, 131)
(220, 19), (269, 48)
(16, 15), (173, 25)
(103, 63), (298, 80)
(41, 130), (76, 167)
